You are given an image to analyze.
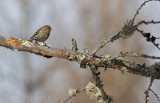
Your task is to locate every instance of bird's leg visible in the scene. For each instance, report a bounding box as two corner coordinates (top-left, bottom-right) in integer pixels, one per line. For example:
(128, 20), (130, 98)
(43, 42), (47, 46)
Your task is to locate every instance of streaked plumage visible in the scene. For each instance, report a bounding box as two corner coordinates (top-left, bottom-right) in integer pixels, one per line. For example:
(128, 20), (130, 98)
(29, 25), (52, 43)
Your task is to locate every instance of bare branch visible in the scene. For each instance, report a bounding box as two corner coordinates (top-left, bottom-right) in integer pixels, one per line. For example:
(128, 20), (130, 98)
(92, 0), (160, 55)
(118, 52), (160, 59)
(144, 78), (154, 103)
(150, 89), (160, 102)
(91, 31), (121, 55)
(63, 88), (85, 103)
(136, 28), (160, 50)
(132, 0), (160, 24)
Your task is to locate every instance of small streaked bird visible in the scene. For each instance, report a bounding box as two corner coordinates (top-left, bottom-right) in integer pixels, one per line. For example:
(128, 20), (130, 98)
(29, 25), (52, 45)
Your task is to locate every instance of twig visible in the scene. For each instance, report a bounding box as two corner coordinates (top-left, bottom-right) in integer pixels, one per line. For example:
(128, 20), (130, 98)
(136, 20), (160, 27)
(63, 88), (85, 103)
(1, 36), (160, 79)
(135, 20), (160, 50)
(149, 89), (160, 102)
(118, 52), (160, 59)
(91, 31), (121, 55)
(136, 28), (160, 50)
(144, 78), (154, 103)
(72, 38), (78, 52)
(91, 39), (111, 55)
(92, 0), (160, 55)
(63, 96), (72, 103)
(132, 0), (160, 24)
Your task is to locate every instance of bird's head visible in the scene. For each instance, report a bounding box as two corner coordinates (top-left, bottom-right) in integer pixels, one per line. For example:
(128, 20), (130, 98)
(43, 25), (52, 31)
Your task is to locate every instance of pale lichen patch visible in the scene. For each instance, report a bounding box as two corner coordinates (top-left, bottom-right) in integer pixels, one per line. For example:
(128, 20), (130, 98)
(22, 40), (31, 47)
(69, 89), (78, 97)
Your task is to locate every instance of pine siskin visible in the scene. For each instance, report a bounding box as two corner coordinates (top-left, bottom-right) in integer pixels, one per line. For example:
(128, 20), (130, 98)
(29, 25), (52, 45)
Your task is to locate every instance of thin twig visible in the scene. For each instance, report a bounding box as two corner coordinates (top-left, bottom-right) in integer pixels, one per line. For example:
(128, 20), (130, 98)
(118, 52), (160, 59)
(91, 31), (121, 55)
(91, 39), (111, 55)
(144, 78), (154, 103)
(132, 0), (160, 24)
(63, 88), (85, 103)
(92, 0), (160, 55)
(149, 89), (160, 102)
(63, 96), (72, 103)
(136, 28), (160, 50)
(72, 38), (78, 52)
(136, 20), (160, 27)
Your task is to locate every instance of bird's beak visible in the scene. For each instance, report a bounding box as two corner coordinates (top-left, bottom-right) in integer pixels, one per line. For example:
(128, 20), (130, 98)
(51, 28), (53, 30)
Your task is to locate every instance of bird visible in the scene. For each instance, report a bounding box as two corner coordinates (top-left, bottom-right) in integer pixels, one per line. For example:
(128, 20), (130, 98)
(29, 25), (52, 45)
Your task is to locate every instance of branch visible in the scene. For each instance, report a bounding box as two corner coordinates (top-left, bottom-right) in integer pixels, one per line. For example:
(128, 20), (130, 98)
(0, 35), (160, 79)
(92, 0), (160, 55)
(63, 88), (85, 103)
(136, 28), (160, 50)
(118, 51), (160, 59)
(144, 78), (154, 103)
(150, 89), (160, 102)
(91, 66), (113, 102)
(91, 31), (121, 55)
(132, 0), (160, 24)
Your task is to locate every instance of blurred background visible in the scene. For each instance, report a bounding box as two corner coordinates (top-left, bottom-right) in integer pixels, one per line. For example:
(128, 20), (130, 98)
(0, 0), (160, 103)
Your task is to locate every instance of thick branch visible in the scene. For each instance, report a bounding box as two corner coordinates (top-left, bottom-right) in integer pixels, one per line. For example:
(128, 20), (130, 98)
(0, 35), (160, 79)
